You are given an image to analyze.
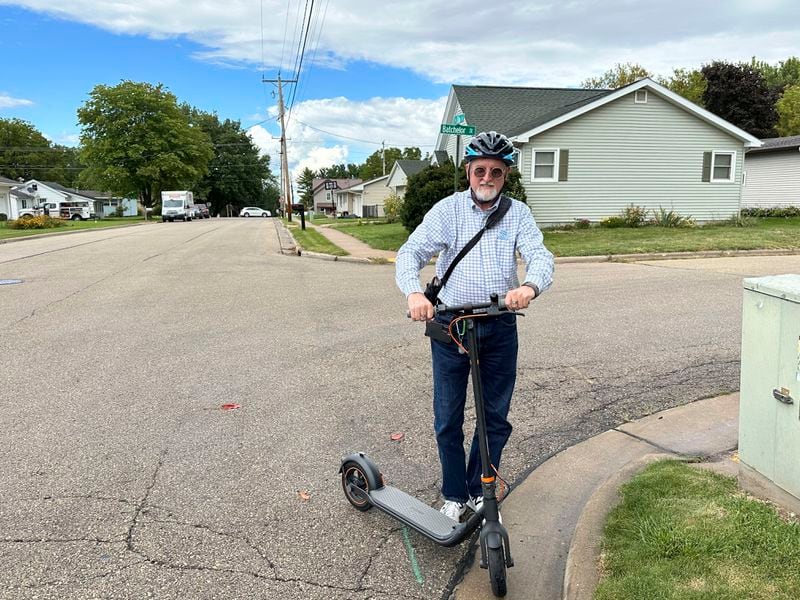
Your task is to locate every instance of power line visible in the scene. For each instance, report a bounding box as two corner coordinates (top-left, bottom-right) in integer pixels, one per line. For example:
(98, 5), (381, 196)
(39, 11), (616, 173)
(287, 0), (315, 120)
(291, 119), (436, 147)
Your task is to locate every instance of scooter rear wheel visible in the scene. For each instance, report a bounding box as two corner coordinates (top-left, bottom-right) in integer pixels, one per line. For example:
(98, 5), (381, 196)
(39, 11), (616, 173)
(341, 461), (372, 511)
(487, 545), (507, 597)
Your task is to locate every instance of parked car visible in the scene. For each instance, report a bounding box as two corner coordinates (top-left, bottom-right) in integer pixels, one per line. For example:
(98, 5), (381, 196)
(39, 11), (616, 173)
(240, 207), (271, 217)
(195, 203), (211, 218)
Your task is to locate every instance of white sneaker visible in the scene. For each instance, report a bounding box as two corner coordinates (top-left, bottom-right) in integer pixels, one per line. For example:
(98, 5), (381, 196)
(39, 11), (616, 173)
(468, 495), (484, 512)
(439, 500), (466, 521)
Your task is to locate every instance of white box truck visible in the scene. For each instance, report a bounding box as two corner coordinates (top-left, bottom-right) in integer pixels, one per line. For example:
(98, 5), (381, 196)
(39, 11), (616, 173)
(161, 191), (194, 222)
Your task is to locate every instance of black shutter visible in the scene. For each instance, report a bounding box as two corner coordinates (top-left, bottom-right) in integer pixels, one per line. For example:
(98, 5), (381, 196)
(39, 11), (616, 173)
(702, 152), (712, 182)
(558, 149), (569, 182)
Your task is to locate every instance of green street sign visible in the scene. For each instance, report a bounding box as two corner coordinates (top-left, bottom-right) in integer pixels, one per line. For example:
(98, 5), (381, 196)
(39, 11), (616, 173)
(440, 123), (476, 136)
(452, 113), (465, 124)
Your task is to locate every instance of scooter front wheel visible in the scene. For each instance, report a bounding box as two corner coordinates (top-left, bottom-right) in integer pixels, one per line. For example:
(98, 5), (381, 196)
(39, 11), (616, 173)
(341, 461), (372, 511)
(487, 545), (507, 597)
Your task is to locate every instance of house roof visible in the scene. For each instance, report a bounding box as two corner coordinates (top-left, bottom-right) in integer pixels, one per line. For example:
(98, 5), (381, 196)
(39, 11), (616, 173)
(393, 160), (428, 177)
(312, 178), (362, 193)
(451, 85), (610, 138)
(442, 78), (763, 150)
(0, 176), (20, 185)
(41, 181), (109, 199)
(432, 150), (450, 165)
(747, 135), (800, 154)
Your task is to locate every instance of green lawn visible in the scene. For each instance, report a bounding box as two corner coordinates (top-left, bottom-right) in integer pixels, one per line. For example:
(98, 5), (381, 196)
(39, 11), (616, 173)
(285, 221), (349, 256)
(0, 217), (148, 240)
(596, 460), (800, 599)
(326, 218), (800, 257)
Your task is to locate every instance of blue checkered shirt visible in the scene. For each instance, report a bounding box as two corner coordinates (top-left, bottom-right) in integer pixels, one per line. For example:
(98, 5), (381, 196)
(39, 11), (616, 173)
(395, 190), (554, 305)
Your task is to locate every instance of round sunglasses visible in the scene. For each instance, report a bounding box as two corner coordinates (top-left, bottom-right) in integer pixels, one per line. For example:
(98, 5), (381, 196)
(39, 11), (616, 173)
(471, 166), (506, 179)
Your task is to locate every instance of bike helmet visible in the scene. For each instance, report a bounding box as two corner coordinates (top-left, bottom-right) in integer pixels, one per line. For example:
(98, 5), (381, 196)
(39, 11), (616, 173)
(463, 131), (515, 165)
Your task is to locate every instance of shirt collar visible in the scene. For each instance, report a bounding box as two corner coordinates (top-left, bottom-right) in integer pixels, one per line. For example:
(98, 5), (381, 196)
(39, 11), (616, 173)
(468, 189), (501, 214)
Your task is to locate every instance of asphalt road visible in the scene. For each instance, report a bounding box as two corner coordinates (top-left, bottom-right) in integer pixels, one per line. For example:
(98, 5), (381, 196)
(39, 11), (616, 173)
(1, 219), (798, 600)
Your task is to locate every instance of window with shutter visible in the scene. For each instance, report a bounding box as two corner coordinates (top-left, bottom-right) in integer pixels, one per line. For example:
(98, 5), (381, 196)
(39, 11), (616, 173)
(531, 149), (559, 182)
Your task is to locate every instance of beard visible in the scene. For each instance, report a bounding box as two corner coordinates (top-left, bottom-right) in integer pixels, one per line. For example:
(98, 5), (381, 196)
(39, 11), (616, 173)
(473, 184), (500, 203)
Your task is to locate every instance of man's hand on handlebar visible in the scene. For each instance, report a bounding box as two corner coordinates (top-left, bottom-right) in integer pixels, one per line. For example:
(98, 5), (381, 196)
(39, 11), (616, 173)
(504, 285), (535, 311)
(407, 292), (434, 321)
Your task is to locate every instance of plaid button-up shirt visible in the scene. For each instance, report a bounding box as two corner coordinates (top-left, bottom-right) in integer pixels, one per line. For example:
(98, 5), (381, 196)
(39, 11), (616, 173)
(395, 190), (554, 306)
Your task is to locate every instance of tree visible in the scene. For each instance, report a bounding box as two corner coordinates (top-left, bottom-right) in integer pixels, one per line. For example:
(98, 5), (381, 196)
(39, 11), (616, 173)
(318, 164), (355, 179)
(776, 84), (800, 136)
(0, 118), (82, 185)
(701, 62), (779, 139)
(77, 81), (213, 208)
(296, 167), (316, 207)
(383, 192), (402, 223)
(359, 147), (422, 181)
(503, 169), (527, 203)
(750, 56), (800, 92)
(400, 161), (467, 232)
(582, 63), (652, 89)
(188, 108), (275, 216)
(659, 68), (707, 106)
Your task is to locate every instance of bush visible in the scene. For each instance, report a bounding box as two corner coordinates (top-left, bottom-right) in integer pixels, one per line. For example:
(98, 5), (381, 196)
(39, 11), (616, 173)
(7, 215), (67, 230)
(401, 161), (467, 232)
(575, 218), (591, 229)
(621, 204), (647, 227)
(383, 193), (402, 223)
(651, 207), (695, 228)
(741, 206), (800, 218)
(600, 216), (627, 228)
(0, 213), (7, 222)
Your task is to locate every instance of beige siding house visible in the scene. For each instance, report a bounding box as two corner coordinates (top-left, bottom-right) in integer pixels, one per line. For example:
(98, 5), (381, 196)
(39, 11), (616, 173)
(311, 178), (361, 215)
(436, 79), (762, 225)
(742, 136), (800, 209)
(386, 160), (428, 199)
(0, 177), (14, 218)
(351, 175), (390, 217)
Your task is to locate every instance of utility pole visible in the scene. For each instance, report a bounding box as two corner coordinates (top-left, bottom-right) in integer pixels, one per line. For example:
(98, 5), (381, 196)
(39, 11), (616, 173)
(381, 141), (386, 176)
(263, 74), (297, 221)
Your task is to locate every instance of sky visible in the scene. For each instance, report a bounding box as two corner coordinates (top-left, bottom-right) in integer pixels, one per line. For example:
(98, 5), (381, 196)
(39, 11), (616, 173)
(2, 0), (800, 184)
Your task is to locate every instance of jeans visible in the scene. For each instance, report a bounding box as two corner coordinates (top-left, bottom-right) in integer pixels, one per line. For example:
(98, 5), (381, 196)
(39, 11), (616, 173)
(431, 312), (518, 501)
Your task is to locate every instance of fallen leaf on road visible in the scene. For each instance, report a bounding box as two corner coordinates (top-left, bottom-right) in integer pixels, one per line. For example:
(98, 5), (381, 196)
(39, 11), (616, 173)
(298, 490), (311, 501)
(390, 432), (405, 441)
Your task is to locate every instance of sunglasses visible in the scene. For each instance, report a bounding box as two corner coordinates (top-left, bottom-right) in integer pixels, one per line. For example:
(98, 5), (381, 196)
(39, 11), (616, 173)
(471, 166), (506, 179)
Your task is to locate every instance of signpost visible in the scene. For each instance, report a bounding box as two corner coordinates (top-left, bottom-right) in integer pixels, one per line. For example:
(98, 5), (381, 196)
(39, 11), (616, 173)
(440, 123), (477, 192)
(291, 203), (306, 230)
(440, 124), (476, 136)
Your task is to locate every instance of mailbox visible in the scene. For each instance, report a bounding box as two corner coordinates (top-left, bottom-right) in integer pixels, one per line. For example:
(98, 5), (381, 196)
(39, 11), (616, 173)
(739, 274), (800, 500)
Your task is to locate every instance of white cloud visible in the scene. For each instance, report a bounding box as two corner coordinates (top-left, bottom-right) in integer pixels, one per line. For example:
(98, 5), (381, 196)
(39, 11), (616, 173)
(9, 1), (800, 86)
(0, 93), (34, 108)
(248, 95), (446, 179)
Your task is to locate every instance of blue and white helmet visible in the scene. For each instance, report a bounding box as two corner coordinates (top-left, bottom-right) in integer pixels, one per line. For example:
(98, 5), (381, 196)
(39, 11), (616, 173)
(464, 131), (515, 165)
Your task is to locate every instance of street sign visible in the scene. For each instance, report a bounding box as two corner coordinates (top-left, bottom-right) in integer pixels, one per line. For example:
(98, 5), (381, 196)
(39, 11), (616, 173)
(452, 113), (465, 124)
(440, 123), (476, 136)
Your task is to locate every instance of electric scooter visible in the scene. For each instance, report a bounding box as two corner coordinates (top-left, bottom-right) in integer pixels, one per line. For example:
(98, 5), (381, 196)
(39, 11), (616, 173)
(340, 294), (516, 597)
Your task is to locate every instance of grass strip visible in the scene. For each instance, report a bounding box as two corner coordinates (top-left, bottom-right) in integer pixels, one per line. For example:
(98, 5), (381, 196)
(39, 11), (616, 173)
(596, 460), (800, 600)
(288, 223), (349, 256)
(0, 217), (147, 240)
(326, 217), (800, 257)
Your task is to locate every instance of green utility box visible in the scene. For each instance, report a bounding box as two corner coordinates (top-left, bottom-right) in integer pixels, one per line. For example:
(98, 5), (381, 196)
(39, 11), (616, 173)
(739, 274), (800, 500)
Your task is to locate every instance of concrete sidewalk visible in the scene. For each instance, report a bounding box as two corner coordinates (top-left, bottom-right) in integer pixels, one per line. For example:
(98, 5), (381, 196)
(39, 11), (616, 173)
(279, 219), (396, 262)
(454, 393), (746, 599)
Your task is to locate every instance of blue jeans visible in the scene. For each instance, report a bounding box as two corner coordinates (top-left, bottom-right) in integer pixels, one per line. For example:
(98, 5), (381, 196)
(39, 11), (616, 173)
(431, 312), (518, 502)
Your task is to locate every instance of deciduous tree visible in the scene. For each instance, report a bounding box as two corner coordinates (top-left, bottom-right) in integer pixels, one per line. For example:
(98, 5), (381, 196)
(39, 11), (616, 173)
(77, 81), (213, 208)
(582, 63), (652, 89)
(659, 68), (706, 106)
(701, 61), (779, 139)
(776, 84), (800, 136)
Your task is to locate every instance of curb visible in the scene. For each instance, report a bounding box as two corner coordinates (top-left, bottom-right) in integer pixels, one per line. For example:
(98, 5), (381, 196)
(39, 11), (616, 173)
(562, 452), (674, 600)
(555, 248), (800, 264)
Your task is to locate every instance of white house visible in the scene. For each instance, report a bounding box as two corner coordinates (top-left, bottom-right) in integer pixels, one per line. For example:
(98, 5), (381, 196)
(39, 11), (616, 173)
(7, 180), (99, 219)
(311, 178), (361, 215)
(0, 176), (16, 219)
(386, 160), (428, 199)
(435, 78), (763, 225)
(348, 174), (391, 217)
(742, 135), (800, 209)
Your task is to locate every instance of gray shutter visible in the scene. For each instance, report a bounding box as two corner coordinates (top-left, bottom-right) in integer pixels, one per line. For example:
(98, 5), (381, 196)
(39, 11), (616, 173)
(701, 152), (712, 182)
(558, 149), (569, 182)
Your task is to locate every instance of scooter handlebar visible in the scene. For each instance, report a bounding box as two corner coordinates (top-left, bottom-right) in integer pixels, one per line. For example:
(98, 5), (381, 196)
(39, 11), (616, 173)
(406, 294), (510, 318)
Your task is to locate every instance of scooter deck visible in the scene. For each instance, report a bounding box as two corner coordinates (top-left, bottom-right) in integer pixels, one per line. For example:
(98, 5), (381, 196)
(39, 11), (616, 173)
(371, 485), (461, 540)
